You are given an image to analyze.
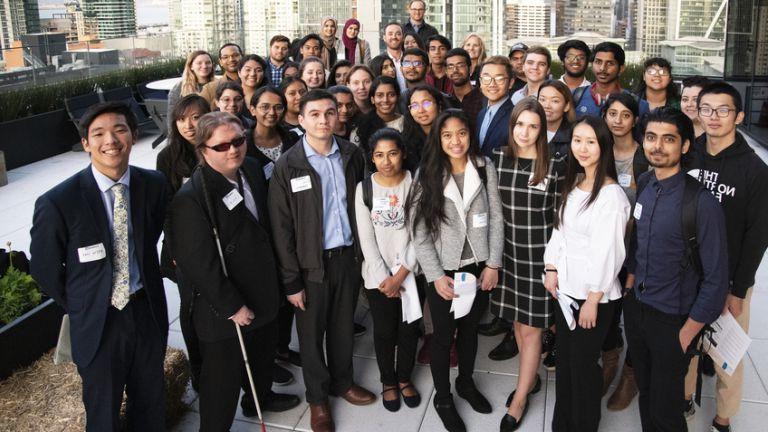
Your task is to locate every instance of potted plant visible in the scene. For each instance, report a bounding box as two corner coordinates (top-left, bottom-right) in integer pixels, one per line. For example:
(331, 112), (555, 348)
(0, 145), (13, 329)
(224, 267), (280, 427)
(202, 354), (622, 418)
(0, 243), (64, 380)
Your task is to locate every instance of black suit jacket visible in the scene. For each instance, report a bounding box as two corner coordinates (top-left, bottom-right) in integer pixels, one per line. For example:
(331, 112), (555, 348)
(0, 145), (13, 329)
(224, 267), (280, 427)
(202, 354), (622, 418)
(30, 166), (169, 367)
(165, 158), (280, 342)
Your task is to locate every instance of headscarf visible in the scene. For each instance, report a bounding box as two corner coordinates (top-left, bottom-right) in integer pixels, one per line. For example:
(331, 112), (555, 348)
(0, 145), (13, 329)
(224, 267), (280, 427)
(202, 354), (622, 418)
(319, 16), (338, 68)
(342, 18), (361, 63)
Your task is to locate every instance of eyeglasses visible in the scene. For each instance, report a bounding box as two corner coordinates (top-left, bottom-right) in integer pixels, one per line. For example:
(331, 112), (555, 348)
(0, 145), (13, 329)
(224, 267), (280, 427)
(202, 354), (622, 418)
(408, 100), (435, 111)
(479, 75), (509, 86)
(565, 54), (586, 63)
(698, 106), (737, 118)
(446, 62), (468, 71)
(402, 60), (425, 68)
(256, 103), (285, 113)
(645, 67), (670, 76)
(205, 135), (246, 152)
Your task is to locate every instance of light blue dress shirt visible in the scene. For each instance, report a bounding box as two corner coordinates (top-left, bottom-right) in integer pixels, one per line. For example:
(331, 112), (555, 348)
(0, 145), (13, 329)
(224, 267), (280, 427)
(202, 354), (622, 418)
(479, 96), (509, 147)
(91, 165), (143, 294)
(302, 137), (354, 250)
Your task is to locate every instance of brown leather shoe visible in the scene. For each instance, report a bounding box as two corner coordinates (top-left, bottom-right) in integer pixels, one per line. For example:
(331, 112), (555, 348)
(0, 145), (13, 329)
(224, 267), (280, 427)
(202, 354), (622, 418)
(607, 365), (638, 411)
(309, 403), (335, 432)
(339, 383), (376, 406)
(601, 347), (621, 396)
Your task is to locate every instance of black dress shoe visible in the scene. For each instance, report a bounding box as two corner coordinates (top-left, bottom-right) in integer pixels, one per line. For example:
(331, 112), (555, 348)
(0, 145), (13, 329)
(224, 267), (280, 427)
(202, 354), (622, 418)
(455, 377), (492, 414)
(543, 347), (556, 370)
(433, 395), (467, 432)
(241, 391), (300, 416)
(273, 363), (294, 386)
(381, 387), (401, 412)
(489, 331), (519, 361)
(354, 322), (367, 337)
(276, 349), (302, 367)
(505, 374), (542, 407)
(400, 383), (421, 408)
(478, 317), (511, 336)
(499, 400), (529, 432)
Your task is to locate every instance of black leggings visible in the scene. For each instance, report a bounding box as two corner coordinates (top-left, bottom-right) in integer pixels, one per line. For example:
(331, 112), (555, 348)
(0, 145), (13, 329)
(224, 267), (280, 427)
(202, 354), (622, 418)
(427, 263), (489, 400)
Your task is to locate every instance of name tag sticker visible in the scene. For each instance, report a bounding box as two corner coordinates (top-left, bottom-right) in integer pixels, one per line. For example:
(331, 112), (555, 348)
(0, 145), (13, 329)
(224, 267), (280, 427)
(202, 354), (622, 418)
(634, 203), (643, 220)
(473, 213), (488, 228)
(78, 243), (106, 263)
(618, 173), (632, 188)
(291, 175), (312, 193)
(222, 189), (243, 210)
(263, 162), (275, 180)
(372, 197), (390, 212)
(528, 173), (547, 191)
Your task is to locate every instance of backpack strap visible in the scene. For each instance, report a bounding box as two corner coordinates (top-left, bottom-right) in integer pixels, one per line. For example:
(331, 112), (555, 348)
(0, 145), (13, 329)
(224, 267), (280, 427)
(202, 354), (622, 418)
(681, 175), (703, 276)
(632, 145), (650, 184)
(572, 86), (587, 107)
(362, 176), (373, 211)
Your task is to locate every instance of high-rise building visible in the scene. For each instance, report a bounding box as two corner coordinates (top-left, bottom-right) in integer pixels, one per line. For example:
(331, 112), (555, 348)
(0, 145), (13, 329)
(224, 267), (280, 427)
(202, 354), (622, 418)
(1, 0), (40, 54)
(82, 0), (137, 39)
(43, 1), (98, 43)
(297, 0), (353, 36)
(505, 0), (551, 41)
(242, 0), (297, 55)
(425, 0), (496, 49)
(636, 0), (667, 57)
(169, 0), (245, 57)
(562, 0), (613, 37)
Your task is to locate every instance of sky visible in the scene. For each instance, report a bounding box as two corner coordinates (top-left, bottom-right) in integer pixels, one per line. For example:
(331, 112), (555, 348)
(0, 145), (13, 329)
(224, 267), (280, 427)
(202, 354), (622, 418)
(38, 0), (170, 26)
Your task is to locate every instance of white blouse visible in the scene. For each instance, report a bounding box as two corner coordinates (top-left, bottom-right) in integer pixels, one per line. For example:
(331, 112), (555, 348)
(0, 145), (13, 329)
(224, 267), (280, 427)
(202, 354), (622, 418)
(543, 184), (630, 302)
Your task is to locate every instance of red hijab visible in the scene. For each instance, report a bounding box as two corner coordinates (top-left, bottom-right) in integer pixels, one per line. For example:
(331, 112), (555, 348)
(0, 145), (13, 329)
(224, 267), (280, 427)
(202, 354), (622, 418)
(342, 19), (360, 62)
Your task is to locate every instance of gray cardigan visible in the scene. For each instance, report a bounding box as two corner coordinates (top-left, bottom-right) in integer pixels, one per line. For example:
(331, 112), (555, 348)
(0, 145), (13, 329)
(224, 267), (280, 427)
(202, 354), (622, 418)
(412, 156), (504, 282)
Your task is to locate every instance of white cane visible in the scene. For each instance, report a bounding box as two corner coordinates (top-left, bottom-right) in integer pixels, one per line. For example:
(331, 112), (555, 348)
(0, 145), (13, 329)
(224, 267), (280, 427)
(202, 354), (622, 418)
(199, 167), (268, 432)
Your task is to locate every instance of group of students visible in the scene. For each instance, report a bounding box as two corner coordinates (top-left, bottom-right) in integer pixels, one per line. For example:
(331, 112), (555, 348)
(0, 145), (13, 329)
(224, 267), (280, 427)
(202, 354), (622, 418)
(28, 2), (768, 432)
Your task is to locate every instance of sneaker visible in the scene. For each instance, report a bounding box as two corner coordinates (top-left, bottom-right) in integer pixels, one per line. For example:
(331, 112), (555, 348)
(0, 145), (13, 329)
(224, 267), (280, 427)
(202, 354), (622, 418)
(354, 322), (367, 337)
(684, 399), (696, 420)
(273, 363), (294, 386)
(710, 420), (731, 432)
(542, 347), (556, 370)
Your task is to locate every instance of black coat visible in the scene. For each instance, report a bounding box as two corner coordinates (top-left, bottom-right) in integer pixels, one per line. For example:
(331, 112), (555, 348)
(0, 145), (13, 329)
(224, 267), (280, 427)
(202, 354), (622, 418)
(548, 120), (572, 160)
(165, 158), (280, 342)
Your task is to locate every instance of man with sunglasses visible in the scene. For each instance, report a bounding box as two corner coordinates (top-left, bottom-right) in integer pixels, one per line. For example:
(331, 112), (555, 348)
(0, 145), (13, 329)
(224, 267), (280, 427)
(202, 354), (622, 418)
(269, 90), (373, 432)
(557, 39), (591, 91)
(683, 82), (768, 432)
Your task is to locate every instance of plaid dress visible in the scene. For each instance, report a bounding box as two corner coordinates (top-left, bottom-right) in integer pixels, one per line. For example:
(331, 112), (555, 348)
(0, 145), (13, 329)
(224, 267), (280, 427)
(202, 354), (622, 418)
(490, 149), (565, 328)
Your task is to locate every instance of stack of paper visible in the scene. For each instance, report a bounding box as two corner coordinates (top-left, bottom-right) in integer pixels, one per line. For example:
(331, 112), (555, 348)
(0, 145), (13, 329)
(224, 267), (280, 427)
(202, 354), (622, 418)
(557, 289), (580, 330)
(396, 267), (423, 324)
(451, 272), (478, 319)
(705, 311), (752, 376)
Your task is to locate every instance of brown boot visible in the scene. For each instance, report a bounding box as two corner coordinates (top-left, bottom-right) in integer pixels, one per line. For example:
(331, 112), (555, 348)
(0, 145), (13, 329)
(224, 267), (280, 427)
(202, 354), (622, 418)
(607, 365), (638, 411)
(601, 348), (621, 396)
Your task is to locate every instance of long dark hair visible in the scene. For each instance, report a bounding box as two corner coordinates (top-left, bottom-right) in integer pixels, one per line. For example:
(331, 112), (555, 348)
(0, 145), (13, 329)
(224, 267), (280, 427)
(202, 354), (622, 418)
(504, 99), (550, 185)
(401, 85), (444, 169)
(356, 75), (400, 158)
(167, 94), (211, 191)
(557, 115), (617, 228)
(406, 109), (481, 238)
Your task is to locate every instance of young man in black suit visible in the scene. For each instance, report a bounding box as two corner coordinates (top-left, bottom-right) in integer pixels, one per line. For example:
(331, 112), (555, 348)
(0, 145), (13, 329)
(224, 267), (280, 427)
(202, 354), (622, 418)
(30, 102), (169, 431)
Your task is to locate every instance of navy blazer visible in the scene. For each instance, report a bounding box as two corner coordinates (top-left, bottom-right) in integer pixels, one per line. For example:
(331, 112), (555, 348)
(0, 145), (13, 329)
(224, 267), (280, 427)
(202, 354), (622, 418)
(476, 98), (515, 158)
(30, 166), (169, 367)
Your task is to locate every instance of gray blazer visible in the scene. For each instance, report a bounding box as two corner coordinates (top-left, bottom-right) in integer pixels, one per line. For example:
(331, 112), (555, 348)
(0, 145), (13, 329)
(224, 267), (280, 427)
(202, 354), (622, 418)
(412, 156), (504, 282)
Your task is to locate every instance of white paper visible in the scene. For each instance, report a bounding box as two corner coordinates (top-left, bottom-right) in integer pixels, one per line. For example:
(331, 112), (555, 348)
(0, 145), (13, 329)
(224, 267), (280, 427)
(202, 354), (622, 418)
(77, 243), (106, 263)
(290, 175), (312, 192)
(618, 173), (632, 188)
(633, 203), (643, 220)
(557, 289), (580, 331)
(394, 266), (422, 324)
(704, 311), (751, 376)
(222, 189), (244, 210)
(450, 272), (477, 319)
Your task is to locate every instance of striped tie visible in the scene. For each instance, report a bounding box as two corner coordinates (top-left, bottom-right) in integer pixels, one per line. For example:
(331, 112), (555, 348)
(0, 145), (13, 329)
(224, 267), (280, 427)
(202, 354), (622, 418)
(110, 183), (130, 310)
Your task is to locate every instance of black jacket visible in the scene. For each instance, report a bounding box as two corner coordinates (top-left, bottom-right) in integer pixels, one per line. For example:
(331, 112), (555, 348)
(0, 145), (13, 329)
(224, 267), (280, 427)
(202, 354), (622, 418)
(548, 121), (572, 160)
(685, 132), (768, 298)
(403, 20), (439, 42)
(165, 158), (280, 342)
(268, 137), (366, 295)
(245, 125), (299, 174)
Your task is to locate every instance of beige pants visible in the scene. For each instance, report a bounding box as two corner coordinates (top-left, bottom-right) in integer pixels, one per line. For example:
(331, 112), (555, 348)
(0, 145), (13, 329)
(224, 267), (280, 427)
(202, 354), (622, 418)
(685, 287), (753, 419)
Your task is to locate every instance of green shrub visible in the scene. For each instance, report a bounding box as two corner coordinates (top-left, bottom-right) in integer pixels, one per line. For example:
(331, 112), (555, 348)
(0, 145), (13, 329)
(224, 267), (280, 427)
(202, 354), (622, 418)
(0, 59), (185, 122)
(0, 249), (41, 325)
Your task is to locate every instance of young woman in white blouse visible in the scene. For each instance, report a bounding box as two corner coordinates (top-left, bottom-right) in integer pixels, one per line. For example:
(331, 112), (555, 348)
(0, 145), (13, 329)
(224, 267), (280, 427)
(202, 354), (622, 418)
(543, 116), (631, 432)
(355, 128), (422, 413)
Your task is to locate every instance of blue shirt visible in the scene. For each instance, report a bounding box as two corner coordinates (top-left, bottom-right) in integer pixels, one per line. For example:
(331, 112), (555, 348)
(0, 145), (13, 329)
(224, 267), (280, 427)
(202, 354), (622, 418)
(479, 96), (509, 147)
(628, 171), (728, 323)
(303, 138), (354, 250)
(91, 165), (143, 294)
(267, 59), (286, 87)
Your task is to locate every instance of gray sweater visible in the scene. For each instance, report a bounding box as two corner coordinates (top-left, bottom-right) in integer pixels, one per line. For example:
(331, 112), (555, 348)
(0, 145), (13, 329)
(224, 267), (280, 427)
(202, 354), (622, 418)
(412, 156), (504, 282)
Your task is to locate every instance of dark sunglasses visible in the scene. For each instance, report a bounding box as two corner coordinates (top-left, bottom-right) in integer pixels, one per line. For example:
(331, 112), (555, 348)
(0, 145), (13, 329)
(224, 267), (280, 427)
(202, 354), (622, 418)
(205, 135), (246, 152)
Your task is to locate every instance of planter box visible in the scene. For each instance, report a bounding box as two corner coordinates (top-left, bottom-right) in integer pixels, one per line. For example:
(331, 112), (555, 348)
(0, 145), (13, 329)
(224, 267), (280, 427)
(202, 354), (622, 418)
(0, 110), (80, 170)
(0, 298), (64, 380)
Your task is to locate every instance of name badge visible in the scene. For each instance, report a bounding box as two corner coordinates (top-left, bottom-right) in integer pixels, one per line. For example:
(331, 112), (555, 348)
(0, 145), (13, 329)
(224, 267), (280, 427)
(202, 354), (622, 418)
(263, 162), (275, 180)
(372, 197), (390, 212)
(78, 243), (106, 263)
(618, 173), (632, 188)
(633, 203), (643, 220)
(291, 175), (312, 193)
(528, 173), (547, 191)
(222, 189), (244, 210)
(473, 213), (488, 228)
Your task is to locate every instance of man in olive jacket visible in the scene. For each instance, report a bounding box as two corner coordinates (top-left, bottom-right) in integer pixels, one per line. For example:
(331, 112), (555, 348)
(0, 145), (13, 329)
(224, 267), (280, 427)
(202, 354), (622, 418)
(268, 90), (374, 432)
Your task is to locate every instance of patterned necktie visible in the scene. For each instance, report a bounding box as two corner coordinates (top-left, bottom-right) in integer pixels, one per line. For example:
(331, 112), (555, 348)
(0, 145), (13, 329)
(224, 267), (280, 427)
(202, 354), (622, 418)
(110, 183), (130, 310)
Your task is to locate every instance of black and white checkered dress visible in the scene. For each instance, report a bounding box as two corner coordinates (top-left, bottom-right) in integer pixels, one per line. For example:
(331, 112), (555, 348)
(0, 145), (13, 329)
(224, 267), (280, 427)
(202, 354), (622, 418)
(490, 149), (565, 328)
